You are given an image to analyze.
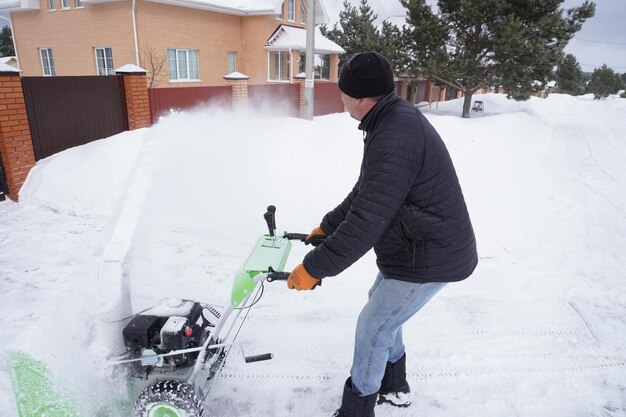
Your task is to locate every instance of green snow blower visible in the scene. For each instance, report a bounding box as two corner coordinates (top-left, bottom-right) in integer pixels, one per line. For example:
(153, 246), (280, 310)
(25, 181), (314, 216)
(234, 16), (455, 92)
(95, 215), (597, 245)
(111, 205), (322, 417)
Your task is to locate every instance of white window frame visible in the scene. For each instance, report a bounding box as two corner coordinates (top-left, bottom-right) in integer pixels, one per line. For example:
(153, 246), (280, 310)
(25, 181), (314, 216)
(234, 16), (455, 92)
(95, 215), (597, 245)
(39, 48), (56, 76)
(299, 53), (330, 80)
(287, 0), (295, 21)
(61, 0), (70, 9)
(75, 0), (84, 7)
(228, 51), (237, 73)
(167, 48), (200, 82)
(268, 50), (291, 82)
(48, 0), (56, 11)
(94, 47), (114, 76)
(300, 2), (306, 23)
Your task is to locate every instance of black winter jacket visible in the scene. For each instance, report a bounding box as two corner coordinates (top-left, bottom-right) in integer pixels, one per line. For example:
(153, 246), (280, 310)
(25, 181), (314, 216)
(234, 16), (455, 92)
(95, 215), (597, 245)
(303, 93), (477, 283)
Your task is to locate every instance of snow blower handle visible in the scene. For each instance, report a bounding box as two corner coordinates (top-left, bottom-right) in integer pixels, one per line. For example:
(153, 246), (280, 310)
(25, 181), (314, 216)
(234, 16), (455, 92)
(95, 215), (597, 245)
(265, 268), (290, 282)
(245, 353), (274, 363)
(283, 232), (326, 247)
(265, 267), (322, 288)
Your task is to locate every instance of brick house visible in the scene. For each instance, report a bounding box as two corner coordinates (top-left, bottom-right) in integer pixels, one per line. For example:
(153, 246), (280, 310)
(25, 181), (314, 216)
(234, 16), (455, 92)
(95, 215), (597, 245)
(0, 0), (344, 87)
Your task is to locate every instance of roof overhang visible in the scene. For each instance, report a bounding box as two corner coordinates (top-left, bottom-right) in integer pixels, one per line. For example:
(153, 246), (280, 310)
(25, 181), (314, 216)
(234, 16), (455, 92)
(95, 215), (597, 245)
(0, 0), (39, 12)
(81, 0), (282, 15)
(266, 25), (345, 54)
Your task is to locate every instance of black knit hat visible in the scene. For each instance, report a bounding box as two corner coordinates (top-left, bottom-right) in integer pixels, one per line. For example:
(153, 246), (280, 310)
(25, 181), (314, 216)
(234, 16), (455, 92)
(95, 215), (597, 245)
(338, 51), (395, 99)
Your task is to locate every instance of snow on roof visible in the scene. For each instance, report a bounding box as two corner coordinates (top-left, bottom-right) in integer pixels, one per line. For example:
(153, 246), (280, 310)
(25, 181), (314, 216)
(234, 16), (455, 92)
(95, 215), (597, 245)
(266, 25), (345, 54)
(82, 0), (282, 14)
(0, 61), (20, 72)
(0, 0), (39, 11)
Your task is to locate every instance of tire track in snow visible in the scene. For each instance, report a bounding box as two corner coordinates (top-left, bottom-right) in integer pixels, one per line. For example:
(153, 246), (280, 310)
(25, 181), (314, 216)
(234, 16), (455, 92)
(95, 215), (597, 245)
(218, 358), (626, 383)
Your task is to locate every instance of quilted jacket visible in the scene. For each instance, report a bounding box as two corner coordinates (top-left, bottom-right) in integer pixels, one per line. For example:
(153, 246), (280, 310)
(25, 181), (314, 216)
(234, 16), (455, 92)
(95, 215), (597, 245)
(303, 93), (478, 283)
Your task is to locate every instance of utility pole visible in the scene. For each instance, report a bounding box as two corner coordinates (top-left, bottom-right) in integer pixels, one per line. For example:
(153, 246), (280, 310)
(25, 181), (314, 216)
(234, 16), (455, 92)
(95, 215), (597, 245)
(304, 0), (315, 120)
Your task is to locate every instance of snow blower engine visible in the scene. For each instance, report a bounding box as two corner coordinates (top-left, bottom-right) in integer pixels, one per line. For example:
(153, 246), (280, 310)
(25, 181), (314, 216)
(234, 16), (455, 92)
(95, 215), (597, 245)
(122, 299), (217, 374)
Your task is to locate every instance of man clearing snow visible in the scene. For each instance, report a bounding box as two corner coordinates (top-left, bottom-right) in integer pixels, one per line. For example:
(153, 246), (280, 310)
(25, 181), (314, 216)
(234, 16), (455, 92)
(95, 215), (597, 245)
(286, 51), (478, 417)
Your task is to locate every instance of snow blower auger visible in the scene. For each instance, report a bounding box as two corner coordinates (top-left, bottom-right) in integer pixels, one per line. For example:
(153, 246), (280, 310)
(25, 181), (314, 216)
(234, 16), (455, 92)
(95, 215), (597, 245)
(113, 205), (323, 417)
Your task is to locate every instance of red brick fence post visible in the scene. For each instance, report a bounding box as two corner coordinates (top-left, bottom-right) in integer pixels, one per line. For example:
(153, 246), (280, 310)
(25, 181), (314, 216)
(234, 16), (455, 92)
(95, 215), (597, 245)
(0, 64), (36, 202)
(116, 64), (152, 130)
(224, 72), (250, 111)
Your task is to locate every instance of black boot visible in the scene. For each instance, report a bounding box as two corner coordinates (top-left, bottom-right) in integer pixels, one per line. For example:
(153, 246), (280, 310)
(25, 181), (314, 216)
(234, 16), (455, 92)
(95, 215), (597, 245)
(332, 377), (378, 417)
(378, 353), (412, 407)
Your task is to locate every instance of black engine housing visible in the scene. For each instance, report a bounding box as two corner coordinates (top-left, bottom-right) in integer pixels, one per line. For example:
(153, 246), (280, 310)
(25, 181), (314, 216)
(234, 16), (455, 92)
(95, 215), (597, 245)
(122, 300), (212, 369)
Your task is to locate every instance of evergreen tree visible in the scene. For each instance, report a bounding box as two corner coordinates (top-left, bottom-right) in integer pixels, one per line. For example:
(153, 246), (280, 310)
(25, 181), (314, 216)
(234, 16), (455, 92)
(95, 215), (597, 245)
(589, 64), (619, 99)
(321, 0), (380, 67)
(556, 54), (584, 95)
(0, 26), (14, 57)
(377, 20), (409, 75)
(401, 0), (595, 118)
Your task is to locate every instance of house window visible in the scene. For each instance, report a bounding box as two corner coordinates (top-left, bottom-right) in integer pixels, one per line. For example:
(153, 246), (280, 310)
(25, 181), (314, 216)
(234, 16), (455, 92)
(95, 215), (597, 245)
(287, 0), (295, 21)
(48, 0), (55, 10)
(168, 48), (199, 81)
(228, 51), (237, 73)
(300, 2), (306, 23)
(76, 0), (83, 7)
(61, 0), (70, 9)
(315, 54), (330, 80)
(40, 48), (56, 76)
(298, 53), (330, 80)
(95, 47), (114, 75)
(269, 51), (290, 81)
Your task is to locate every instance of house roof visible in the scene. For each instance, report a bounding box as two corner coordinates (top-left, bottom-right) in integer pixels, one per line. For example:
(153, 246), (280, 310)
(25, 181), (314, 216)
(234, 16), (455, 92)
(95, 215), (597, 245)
(266, 25), (345, 54)
(0, 0), (328, 21)
(0, 0), (38, 11)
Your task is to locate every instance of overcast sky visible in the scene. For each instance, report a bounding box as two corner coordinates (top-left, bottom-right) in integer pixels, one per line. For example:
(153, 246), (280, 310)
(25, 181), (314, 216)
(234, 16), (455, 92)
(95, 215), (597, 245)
(323, 0), (626, 74)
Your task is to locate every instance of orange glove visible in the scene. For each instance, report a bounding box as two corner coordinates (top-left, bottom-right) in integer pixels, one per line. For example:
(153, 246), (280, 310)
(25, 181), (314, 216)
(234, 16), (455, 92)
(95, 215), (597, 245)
(287, 263), (320, 291)
(305, 226), (326, 246)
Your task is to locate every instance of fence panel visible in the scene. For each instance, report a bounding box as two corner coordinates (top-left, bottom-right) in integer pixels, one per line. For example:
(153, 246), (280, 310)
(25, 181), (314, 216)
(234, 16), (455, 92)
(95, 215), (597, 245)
(248, 84), (299, 117)
(22, 76), (128, 161)
(0, 153), (7, 196)
(149, 86), (232, 123)
(314, 82), (344, 116)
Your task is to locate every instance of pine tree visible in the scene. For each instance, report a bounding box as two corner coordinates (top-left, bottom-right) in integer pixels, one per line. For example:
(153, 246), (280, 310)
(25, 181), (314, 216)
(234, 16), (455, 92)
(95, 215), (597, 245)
(401, 0), (595, 118)
(378, 20), (409, 75)
(589, 65), (619, 99)
(556, 54), (584, 95)
(320, 0), (380, 67)
(0, 26), (15, 57)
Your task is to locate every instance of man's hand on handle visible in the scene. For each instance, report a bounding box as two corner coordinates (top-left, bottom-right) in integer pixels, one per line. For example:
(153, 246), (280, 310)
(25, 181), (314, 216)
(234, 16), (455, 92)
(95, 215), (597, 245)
(305, 226), (326, 247)
(287, 263), (320, 291)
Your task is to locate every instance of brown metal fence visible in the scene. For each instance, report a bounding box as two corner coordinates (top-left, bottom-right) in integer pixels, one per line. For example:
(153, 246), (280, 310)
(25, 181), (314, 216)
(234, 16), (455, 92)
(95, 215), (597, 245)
(22, 76), (128, 161)
(0, 153), (7, 196)
(314, 82), (343, 116)
(149, 86), (232, 123)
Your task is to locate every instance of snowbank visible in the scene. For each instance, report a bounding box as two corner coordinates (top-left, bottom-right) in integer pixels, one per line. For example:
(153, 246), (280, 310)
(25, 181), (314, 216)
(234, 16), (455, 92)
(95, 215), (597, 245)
(1, 94), (626, 417)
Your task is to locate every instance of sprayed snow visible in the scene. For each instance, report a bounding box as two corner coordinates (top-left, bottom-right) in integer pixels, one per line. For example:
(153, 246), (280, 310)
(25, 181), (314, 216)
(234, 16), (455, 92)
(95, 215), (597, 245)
(1, 94), (626, 416)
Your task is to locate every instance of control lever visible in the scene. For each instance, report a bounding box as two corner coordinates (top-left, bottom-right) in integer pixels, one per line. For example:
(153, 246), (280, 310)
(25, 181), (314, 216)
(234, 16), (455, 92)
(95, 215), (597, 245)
(264, 205), (276, 237)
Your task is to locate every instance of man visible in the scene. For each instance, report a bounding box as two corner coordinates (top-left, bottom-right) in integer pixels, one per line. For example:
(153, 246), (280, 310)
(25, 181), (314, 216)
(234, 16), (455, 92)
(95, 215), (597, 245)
(287, 51), (478, 417)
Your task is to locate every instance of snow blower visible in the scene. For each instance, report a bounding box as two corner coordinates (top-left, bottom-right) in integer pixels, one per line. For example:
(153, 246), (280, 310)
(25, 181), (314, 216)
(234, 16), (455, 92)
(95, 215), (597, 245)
(112, 205), (322, 417)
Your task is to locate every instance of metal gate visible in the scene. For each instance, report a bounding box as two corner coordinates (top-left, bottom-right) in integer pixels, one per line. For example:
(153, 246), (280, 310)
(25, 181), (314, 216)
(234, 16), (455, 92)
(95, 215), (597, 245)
(22, 76), (128, 160)
(0, 152), (7, 199)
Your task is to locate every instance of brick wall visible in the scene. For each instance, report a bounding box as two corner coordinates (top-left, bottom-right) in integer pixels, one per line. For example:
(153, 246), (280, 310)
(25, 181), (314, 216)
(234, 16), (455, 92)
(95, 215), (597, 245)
(0, 73), (36, 201)
(10, 0), (334, 87)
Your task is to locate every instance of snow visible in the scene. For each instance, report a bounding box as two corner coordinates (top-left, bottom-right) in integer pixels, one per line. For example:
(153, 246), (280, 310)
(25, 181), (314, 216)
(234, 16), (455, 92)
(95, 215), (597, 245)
(1, 93), (626, 416)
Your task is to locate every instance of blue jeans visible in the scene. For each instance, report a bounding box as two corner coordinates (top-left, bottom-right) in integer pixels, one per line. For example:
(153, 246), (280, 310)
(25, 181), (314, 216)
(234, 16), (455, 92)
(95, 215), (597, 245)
(350, 272), (447, 396)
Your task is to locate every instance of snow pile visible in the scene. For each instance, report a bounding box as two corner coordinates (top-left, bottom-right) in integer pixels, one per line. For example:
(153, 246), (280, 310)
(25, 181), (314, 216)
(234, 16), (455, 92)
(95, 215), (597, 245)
(1, 94), (626, 417)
